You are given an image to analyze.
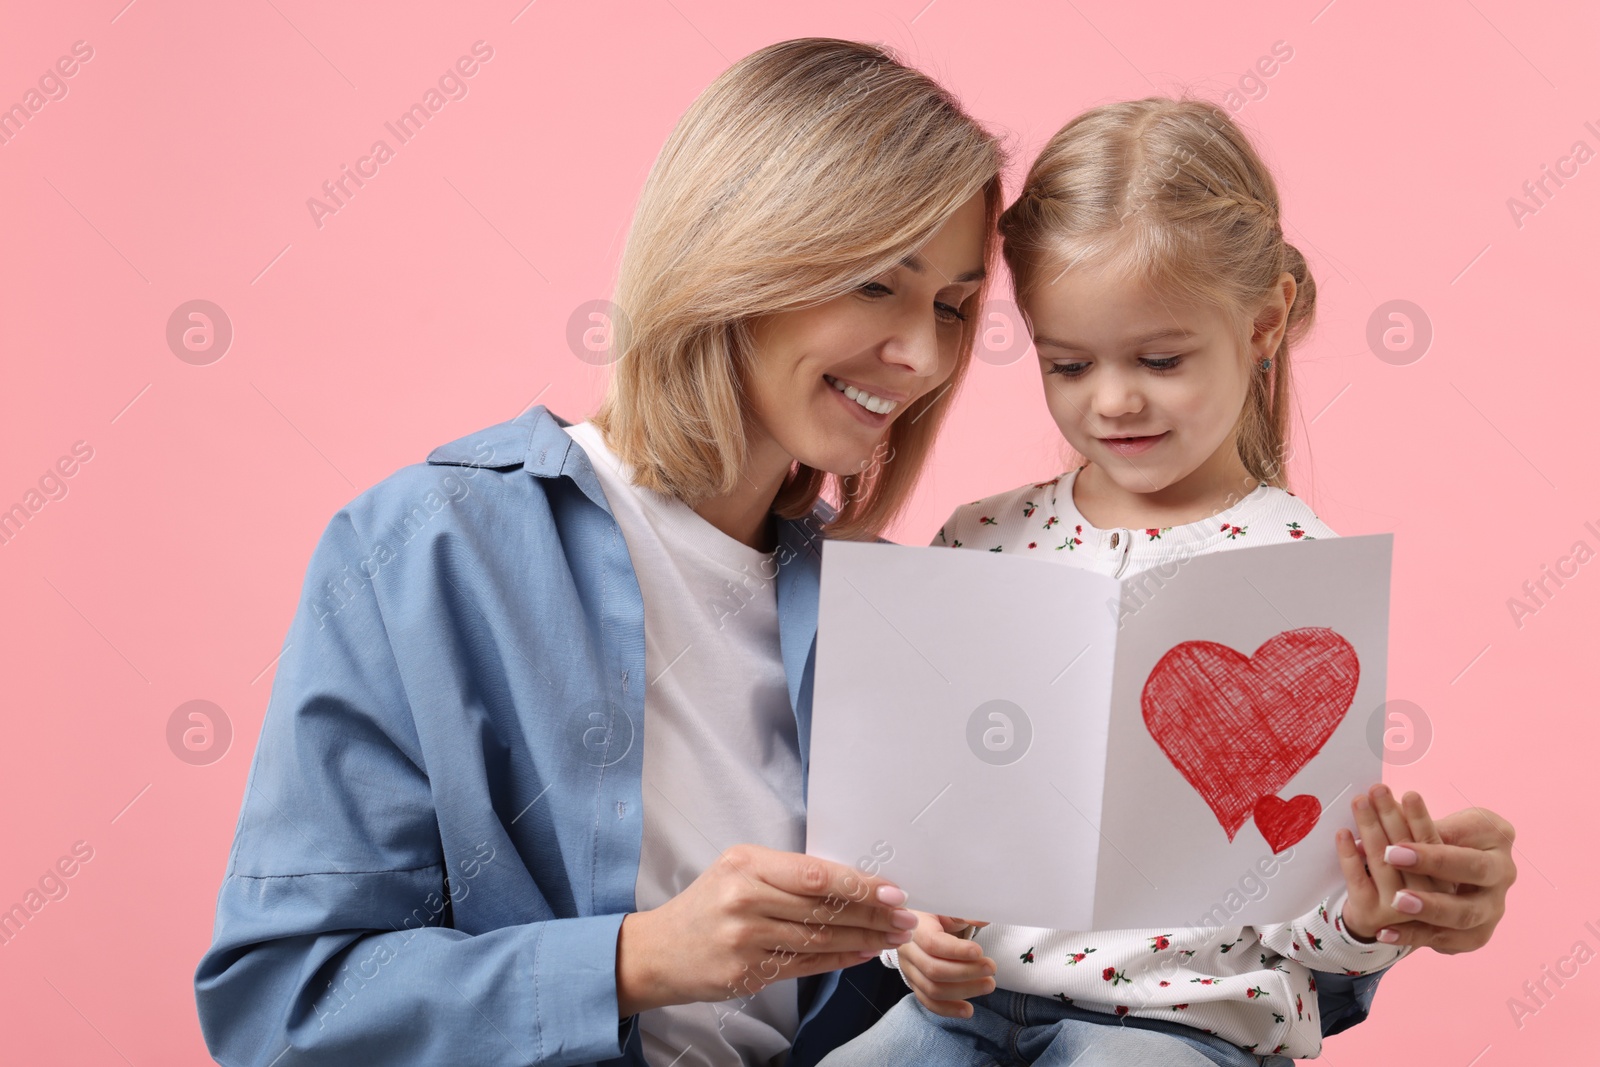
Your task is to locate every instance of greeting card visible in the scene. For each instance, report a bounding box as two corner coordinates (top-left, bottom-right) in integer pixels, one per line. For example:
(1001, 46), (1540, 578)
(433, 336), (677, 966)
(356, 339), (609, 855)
(805, 534), (1393, 928)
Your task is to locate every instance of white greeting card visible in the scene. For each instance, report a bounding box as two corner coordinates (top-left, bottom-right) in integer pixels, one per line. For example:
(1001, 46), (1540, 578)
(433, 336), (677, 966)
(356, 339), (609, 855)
(805, 534), (1393, 929)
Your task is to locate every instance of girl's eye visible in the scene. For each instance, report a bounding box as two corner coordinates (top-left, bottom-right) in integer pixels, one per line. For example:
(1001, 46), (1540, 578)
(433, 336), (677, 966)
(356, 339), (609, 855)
(935, 301), (968, 324)
(1048, 356), (1183, 377)
(859, 281), (893, 297)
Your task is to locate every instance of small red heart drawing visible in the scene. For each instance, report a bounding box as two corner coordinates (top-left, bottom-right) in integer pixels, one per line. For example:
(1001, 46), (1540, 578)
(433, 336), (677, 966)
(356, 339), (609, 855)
(1141, 627), (1359, 844)
(1253, 794), (1322, 853)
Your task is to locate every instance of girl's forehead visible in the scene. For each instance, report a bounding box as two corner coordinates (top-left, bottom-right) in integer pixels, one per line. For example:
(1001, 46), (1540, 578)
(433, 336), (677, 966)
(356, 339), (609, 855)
(1028, 269), (1209, 323)
(1022, 274), (1236, 353)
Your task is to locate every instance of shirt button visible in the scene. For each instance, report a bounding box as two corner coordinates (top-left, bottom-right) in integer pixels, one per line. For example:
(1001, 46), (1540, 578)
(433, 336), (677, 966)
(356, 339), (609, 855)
(1110, 532), (1120, 548)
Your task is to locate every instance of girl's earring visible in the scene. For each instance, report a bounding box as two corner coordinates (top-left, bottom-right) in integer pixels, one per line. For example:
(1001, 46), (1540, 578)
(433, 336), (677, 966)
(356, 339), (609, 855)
(1259, 358), (1273, 371)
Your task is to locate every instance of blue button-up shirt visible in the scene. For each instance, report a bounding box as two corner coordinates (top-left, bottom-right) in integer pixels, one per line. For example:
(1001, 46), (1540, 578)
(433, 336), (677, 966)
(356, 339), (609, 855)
(194, 405), (1387, 1066)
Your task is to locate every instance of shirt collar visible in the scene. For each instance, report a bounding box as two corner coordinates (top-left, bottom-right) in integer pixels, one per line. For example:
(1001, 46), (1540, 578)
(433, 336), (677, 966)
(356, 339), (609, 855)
(427, 404), (834, 522)
(1050, 466), (1274, 561)
(425, 404), (616, 518)
(426, 402), (834, 755)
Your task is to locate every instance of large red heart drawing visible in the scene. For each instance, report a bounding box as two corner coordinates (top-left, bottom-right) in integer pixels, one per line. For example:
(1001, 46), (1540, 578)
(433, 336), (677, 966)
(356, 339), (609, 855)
(1141, 627), (1359, 848)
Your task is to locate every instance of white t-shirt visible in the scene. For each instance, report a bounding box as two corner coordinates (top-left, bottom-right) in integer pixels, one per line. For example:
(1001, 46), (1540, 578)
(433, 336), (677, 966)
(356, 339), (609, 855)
(885, 466), (1412, 1061)
(564, 420), (805, 1067)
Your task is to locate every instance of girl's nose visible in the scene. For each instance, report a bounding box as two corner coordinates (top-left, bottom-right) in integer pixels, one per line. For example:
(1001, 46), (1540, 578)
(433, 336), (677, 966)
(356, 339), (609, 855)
(1092, 374), (1144, 417)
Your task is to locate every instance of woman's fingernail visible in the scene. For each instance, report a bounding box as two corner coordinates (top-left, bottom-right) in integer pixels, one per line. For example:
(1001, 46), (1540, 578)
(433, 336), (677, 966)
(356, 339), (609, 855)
(858, 949), (879, 959)
(891, 909), (919, 929)
(1385, 844), (1418, 866)
(1392, 890), (1424, 914)
(876, 885), (907, 906)
(886, 930), (913, 945)
(1377, 928), (1400, 944)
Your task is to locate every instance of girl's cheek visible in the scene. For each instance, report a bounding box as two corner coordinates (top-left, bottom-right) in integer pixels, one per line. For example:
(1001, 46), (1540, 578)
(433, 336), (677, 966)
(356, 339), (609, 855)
(1046, 394), (1082, 431)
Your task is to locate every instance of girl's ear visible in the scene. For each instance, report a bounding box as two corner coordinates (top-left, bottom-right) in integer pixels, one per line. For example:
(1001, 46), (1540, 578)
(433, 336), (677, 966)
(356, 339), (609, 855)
(1250, 271), (1297, 356)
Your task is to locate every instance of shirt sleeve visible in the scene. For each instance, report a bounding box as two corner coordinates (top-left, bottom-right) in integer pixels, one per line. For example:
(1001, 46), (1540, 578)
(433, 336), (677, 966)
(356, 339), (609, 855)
(194, 508), (632, 1067)
(878, 948), (915, 991)
(929, 504), (969, 548)
(1254, 888), (1414, 976)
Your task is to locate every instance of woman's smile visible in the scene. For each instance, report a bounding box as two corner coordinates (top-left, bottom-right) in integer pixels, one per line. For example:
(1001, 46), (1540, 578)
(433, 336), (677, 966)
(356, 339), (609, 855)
(825, 373), (905, 426)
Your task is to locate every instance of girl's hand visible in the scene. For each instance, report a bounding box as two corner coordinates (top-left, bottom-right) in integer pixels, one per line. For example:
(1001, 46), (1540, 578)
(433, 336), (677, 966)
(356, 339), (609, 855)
(1355, 793), (1518, 954)
(614, 844), (919, 1017)
(1335, 783), (1444, 943)
(897, 911), (997, 1018)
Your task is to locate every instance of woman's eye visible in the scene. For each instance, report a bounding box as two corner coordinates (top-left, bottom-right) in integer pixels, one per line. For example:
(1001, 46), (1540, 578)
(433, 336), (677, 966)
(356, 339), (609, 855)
(1047, 362), (1088, 377)
(1142, 356), (1182, 372)
(860, 281), (966, 323)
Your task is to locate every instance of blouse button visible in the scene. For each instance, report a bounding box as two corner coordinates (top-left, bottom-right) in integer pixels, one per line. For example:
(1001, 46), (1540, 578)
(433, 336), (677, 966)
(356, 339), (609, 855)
(1110, 531), (1120, 548)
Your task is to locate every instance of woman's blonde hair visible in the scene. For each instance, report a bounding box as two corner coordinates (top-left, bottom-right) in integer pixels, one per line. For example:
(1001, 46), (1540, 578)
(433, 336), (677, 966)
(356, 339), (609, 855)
(591, 37), (1005, 539)
(998, 97), (1314, 488)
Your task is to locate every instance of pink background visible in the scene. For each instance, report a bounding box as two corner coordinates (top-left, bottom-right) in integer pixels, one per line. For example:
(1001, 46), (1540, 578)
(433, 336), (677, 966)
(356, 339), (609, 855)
(2, 1), (1595, 1062)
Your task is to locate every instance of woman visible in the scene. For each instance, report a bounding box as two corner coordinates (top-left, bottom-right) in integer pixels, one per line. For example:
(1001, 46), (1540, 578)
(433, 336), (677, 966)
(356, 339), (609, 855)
(194, 38), (1515, 1067)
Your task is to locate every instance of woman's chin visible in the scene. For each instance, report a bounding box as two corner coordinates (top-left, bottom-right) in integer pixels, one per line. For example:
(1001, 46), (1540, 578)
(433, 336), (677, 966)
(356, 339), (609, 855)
(781, 428), (892, 481)
(802, 455), (877, 480)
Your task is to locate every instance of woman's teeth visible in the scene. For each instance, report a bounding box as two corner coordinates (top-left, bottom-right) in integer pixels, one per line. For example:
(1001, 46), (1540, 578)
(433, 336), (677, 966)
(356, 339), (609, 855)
(826, 375), (898, 415)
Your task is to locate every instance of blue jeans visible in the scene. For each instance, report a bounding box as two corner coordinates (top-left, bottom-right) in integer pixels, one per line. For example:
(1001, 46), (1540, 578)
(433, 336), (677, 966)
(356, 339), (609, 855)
(816, 990), (1296, 1067)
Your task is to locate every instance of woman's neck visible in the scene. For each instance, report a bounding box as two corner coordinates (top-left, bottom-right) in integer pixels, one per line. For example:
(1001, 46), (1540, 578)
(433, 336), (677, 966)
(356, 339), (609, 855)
(692, 488), (782, 552)
(691, 434), (793, 552)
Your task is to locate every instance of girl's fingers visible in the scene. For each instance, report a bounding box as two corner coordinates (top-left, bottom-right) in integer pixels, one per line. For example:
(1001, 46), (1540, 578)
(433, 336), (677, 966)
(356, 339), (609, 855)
(903, 953), (996, 1016)
(938, 914), (988, 936)
(919, 930), (987, 963)
(1396, 791), (1458, 894)
(914, 991), (979, 1019)
(1335, 827), (1375, 908)
(1353, 791), (1402, 904)
(906, 966), (997, 1004)
(1398, 790), (1440, 841)
(1370, 785), (1439, 896)
(916, 913), (987, 962)
(901, 941), (997, 983)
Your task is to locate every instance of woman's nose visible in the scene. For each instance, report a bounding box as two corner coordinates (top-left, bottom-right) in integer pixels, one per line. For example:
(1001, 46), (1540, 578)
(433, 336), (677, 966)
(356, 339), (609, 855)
(881, 311), (943, 379)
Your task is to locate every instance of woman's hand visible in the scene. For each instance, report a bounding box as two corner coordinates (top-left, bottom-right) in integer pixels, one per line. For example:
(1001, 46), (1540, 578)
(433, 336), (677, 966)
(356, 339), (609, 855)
(614, 844), (919, 1017)
(896, 912), (997, 1018)
(1352, 790), (1518, 953)
(1336, 783), (1445, 943)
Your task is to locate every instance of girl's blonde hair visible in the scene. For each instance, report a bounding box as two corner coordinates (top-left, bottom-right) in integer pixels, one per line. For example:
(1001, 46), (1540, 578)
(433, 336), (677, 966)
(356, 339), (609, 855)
(592, 37), (1005, 540)
(998, 97), (1314, 488)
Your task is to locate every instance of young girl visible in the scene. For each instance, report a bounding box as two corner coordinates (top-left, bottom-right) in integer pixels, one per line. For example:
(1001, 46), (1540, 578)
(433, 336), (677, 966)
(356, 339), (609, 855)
(818, 97), (1438, 1066)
